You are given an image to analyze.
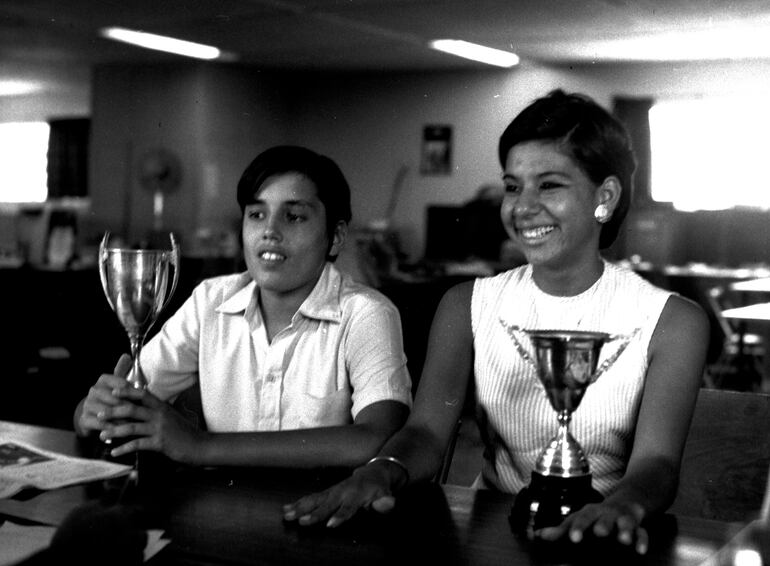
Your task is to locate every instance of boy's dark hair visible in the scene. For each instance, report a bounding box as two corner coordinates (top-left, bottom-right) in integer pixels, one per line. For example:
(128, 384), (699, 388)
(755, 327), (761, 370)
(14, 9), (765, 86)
(237, 145), (352, 260)
(498, 90), (636, 249)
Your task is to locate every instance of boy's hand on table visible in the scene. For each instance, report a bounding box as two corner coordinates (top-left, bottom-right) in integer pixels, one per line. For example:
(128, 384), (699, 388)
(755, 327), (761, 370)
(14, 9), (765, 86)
(100, 386), (203, 464)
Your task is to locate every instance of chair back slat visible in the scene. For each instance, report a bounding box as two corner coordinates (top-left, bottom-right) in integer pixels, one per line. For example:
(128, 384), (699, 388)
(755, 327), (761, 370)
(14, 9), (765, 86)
(670, 388), (770, 522)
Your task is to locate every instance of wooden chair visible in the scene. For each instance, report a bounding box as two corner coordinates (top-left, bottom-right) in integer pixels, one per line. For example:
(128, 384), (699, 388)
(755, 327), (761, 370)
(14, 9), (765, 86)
(435, 418), (463, 484)
(670, 388), (770, 522)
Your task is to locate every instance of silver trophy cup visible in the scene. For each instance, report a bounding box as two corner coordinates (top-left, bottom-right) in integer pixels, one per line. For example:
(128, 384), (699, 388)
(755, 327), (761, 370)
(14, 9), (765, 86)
(98, 232), (180, 389)
(501, 322), (636, 533)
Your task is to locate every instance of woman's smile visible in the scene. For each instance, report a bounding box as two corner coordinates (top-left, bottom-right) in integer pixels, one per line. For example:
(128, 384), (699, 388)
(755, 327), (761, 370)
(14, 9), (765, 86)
(517, 224), (556, 242)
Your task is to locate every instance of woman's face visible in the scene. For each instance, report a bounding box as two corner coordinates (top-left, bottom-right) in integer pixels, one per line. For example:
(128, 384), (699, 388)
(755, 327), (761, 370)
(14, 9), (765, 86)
(500, 140), (603, 271)
(242, 172), (343, 302)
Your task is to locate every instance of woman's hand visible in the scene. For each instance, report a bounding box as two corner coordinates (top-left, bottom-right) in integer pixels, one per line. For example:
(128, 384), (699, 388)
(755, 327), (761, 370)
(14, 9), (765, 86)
(99, 386), (204, 464)
(283, 460), (404, 528)
(534, 500), (648, 555)
(76, 354), (133, 436)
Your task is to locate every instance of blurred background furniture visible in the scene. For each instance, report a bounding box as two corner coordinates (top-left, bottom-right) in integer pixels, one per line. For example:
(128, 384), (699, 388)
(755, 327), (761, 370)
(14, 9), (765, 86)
(704, 285), (767, 392)
(0, 257), (231, 430)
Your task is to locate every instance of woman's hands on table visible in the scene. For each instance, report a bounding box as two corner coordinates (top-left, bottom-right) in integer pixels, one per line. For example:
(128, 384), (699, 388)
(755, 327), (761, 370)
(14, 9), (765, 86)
(534, 499), (648, 555)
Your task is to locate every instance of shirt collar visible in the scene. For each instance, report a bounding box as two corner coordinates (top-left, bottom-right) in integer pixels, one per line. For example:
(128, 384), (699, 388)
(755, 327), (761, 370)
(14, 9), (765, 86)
(216, 274), (258, 315)
(215, 263), (343, 323)
(296, 262), (342, 323)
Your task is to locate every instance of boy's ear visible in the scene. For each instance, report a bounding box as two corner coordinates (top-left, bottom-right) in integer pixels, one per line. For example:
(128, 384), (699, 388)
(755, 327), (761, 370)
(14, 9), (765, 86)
(328, 221), (348, 257)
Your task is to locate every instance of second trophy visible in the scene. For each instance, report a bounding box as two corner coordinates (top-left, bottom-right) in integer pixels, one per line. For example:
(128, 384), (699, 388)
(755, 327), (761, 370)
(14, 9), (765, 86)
(97, 232), (180, 482)
(501, 323), (636, 535)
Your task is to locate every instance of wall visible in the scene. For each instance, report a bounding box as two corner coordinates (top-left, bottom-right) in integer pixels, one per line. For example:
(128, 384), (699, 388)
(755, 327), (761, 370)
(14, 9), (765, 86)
(274, 63), (611, 260)
(569, 59), (770, 266)
(81, 57), (770, 264)
(0, 63), (90, 123)
(88, 63), (290, 250)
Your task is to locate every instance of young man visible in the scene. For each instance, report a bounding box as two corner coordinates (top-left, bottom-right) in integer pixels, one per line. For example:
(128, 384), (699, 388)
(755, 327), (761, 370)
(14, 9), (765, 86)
(74, 146), (411, 468)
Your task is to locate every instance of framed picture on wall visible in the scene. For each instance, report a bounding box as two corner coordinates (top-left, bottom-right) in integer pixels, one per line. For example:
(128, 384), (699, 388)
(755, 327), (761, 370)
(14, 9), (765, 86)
(420, 125), (452, 175)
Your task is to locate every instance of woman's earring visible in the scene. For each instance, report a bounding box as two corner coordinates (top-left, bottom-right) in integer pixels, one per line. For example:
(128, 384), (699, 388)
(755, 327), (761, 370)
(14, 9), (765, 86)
(594, 204), (611, 224)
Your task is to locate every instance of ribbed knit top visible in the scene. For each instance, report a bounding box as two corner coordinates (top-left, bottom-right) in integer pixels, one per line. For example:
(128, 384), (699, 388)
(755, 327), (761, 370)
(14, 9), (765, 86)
(470, 260), (672, 495)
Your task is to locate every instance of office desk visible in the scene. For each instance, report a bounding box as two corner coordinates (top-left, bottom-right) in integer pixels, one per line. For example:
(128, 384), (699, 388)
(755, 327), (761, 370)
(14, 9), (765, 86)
(730, 277), (770, 293)
(722, 302), (770, 322)
(0, 421), (747, 566)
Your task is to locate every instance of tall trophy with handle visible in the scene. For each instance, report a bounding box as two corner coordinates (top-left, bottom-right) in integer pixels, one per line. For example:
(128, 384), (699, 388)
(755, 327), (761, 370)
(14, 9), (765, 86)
(99, 232), (180, 389)
(500, 323), (636, 535)
(98, 232), (180, 482)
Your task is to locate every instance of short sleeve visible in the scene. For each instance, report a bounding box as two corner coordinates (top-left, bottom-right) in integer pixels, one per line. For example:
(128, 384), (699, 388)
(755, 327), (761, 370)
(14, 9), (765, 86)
(140, 286), (202, 401)
(343, 296), (412, 418)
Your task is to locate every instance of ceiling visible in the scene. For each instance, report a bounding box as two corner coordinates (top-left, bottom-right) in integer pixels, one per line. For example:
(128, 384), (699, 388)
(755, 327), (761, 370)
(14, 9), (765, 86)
(3, 0), (770, 94)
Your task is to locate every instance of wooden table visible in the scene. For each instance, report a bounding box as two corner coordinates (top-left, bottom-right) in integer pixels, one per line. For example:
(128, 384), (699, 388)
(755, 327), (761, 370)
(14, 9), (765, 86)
(0, 421), (750, 566)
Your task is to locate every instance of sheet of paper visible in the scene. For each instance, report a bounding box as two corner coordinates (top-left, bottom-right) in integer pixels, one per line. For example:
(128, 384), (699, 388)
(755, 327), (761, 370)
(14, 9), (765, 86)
(0, 522), (55, 565)
(145, 530), (171, 561)
(0, 436), (132, 498)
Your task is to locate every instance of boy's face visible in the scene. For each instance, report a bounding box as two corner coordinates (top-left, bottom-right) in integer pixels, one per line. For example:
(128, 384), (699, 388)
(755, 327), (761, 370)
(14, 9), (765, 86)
(242, 172), (342, 302)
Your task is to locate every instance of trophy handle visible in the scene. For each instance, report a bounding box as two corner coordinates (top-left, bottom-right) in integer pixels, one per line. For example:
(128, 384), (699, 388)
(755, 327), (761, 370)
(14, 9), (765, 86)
(98, 232), (112, 307)
(161, 232), (181, 312)
(592, 327), (641, 380)
(498, 320), (538, 370)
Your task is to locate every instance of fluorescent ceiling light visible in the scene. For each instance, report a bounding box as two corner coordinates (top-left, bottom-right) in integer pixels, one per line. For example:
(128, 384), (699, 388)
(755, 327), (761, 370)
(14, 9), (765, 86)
(100, 27), (222, 60)
(536, 24), (770, 62)
(0, 80), (43, 96)
(430, 39), (519, 68)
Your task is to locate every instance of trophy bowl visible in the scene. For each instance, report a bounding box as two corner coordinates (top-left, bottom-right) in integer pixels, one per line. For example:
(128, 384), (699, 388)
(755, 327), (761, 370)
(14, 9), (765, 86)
(98, 232), (180, 389)
(500, 323), (635, 535)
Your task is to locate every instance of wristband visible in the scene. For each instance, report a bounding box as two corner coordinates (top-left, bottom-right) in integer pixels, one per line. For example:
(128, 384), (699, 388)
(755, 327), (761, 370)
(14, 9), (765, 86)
(365, 456), (410, 486)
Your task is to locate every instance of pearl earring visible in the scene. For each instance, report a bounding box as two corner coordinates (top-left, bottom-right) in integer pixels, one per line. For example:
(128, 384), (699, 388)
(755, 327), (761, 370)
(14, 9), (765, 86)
(594, 204), (611, 223)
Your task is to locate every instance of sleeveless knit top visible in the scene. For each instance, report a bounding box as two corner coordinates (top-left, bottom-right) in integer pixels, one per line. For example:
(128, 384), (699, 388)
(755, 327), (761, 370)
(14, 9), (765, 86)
(470, 260), (672, 496)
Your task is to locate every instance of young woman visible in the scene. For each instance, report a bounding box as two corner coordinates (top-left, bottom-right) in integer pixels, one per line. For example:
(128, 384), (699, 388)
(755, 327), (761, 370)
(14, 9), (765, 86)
(283, 91), (709, 555)
(74, 145), (411, 468)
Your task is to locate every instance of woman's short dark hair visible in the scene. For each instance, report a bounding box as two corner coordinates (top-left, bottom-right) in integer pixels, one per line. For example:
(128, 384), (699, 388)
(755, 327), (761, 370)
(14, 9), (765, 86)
(498, 90), (636, 249)
(236, 145), (352, 259)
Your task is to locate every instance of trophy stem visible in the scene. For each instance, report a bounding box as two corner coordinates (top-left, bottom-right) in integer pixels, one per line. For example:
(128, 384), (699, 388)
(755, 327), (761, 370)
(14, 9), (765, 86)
(555, 410), (573, 467)
(127, 334), (148, 390)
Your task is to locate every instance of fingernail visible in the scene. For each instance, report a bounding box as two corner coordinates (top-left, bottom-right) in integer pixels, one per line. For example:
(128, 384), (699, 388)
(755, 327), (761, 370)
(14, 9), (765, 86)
(326, 517), (340, 528)
(594, 524), (609, 536)
(298, 515), (312, 525)
(97, 410), (106, 420)
(637, 542), (648, 555)
(569, 530), (582, 543)
(284, 510), (296, 520)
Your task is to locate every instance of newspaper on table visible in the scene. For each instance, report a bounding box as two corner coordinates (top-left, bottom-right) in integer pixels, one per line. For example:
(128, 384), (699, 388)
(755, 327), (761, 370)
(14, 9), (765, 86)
(0, 436), (132, 498)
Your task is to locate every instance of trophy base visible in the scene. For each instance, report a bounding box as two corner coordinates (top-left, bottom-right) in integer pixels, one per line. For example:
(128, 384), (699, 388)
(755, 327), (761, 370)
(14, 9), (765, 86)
(509, 471), (603, 534)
